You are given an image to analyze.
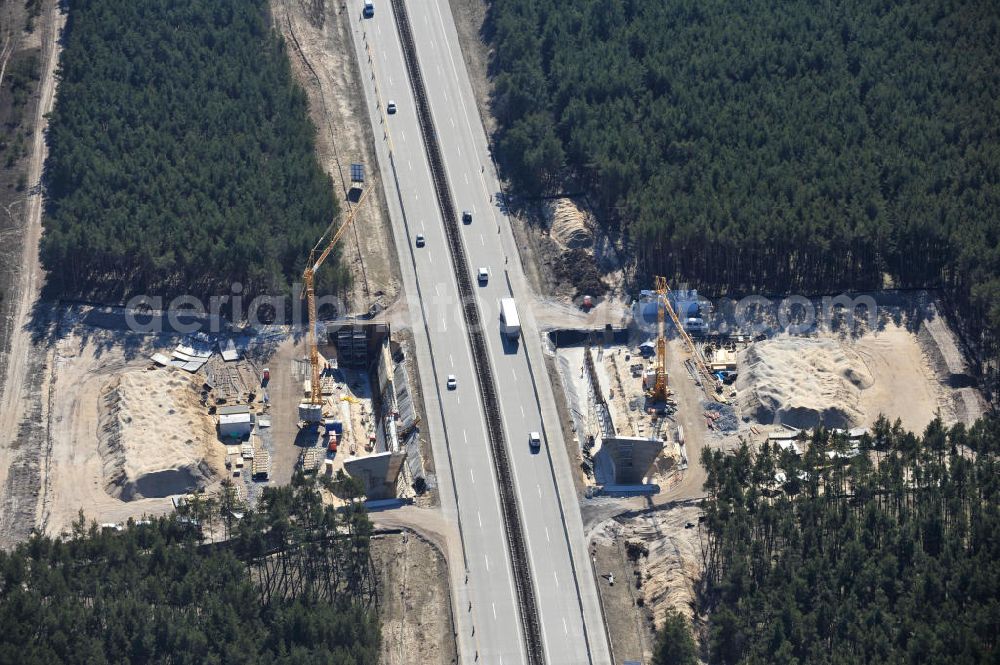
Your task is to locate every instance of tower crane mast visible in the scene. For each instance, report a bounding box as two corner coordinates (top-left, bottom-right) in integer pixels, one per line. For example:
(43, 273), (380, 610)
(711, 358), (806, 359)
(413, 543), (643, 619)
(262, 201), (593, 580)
(647, 276), (670, 402)
(300, 182), (374, 421)
(650, 276), (722, 400)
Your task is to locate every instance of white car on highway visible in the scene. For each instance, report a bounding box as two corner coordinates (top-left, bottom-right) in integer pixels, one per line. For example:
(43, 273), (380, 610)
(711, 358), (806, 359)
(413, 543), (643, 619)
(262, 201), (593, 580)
(446, 374), (457, 390)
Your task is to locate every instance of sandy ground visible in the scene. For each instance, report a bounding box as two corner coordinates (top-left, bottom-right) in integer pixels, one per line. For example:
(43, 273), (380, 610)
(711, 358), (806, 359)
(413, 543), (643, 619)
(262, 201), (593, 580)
(738, 336), (873, 429)
(737, 321), (980, 433)
(372, 528), (457, 665)
(371, 506), (463, 663)
(590, 502), (704, 664)
(270, 0), (400, 313)
(920, 309), (986, 425)
(98, 367), (221, 501)
(43, 330), (202, 536)
(0, 2), (62, 547)
(532, 294), (632, 335)
(855, 323), (945, 431)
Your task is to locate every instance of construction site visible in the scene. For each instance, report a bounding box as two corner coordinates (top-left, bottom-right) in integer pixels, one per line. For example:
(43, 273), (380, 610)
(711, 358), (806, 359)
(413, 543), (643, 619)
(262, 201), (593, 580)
(0, 1), (451, 659)
(10, 163), (422, 544)
(545, 277), (988, 662)
(0, 0), (993, 663)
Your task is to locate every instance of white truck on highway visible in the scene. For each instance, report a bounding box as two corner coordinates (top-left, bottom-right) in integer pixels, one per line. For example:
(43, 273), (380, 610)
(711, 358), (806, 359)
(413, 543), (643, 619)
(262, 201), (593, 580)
(499, 298), (520, 339)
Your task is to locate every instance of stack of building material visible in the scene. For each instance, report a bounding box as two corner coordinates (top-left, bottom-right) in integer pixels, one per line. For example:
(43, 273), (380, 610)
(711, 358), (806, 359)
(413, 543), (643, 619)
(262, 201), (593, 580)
(301, 447), (322, 472)
(252, 449), (271, 479)
(171, 342), (213, 372)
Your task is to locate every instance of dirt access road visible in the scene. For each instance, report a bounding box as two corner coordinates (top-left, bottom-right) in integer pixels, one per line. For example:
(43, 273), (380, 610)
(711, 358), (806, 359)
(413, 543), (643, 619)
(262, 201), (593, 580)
(270, 0), (400, 314)
(0, 1), (63, 548)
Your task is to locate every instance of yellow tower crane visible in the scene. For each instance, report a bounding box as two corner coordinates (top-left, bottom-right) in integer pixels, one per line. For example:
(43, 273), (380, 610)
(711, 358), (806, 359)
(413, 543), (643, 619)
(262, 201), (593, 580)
(653, 276), (723, 398)
(647, 276), (670, 402)
(300, 182), (374, 424)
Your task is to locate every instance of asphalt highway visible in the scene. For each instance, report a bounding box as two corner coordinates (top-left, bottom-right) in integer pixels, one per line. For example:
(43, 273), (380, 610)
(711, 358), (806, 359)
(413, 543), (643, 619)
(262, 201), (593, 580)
(349, 2), (610, 662)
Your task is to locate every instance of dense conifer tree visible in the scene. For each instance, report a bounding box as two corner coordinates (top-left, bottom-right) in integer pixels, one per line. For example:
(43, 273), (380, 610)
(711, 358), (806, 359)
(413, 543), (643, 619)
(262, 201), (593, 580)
(42, 0), (340, 305)
(490, 0), (1000, 357)
(670, 416), (1000, 664)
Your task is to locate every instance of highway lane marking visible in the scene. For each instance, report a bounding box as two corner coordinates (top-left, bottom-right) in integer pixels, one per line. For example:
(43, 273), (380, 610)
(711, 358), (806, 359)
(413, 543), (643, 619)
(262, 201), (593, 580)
(563, 617), (568, 635)
(470, 468), (475, 483)
(456, 395), (460, 405)
(377, 24), (381, 35)
(512, 368), (517, 381)
(537, 484), (541, 498)
(388, 75), (393, 86)
(492, 602), (496, 619)
(463, 429), (468, 442)
(441, 316), (447, 330)
(457, 144), (462, 156)
(449, 353), (454, 367)
(477, 511), (482, 528)
(545, 527), (550, 542)
(430, 0), (499, 212)
(464, 173), (469, 184)
(437, 64), (442, 74)
(553, 571), (559, 588)
(450, 116), (455, 127)
(520, 405), (525, 418)
(480, 234), (484, 246)
(400, 129), (405, 142)
(434, 284), (440, 296)
(484, 554), (490, 572)
(408, 159), (413, 170)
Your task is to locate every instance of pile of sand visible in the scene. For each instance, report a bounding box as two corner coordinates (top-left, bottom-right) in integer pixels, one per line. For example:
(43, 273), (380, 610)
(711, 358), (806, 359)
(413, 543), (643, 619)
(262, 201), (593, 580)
(546, 197), (593, 249)
(98, 368), (219, 501)
(597, 505), (703, 629)
(737, 336), (874, 429)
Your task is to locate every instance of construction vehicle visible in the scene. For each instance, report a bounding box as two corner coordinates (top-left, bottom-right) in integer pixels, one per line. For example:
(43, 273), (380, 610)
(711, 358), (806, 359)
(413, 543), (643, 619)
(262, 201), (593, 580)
(653, 276), (724, 399)
(299, 181), (375, 425)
